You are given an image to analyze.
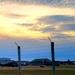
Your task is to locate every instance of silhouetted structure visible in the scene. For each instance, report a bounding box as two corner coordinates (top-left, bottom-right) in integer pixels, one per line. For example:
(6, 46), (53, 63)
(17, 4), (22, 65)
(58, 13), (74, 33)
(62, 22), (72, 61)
(30, 58), (51, 66)
(0, 58), (11, 65)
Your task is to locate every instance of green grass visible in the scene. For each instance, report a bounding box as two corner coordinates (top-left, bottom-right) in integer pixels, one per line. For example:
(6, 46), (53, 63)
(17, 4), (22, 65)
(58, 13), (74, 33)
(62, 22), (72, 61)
(0, 70), (75, 75)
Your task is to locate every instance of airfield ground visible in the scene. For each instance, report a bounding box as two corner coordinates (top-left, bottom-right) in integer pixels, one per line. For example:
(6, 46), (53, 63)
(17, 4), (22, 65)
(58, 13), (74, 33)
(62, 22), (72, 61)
(0, 65), (75, 75)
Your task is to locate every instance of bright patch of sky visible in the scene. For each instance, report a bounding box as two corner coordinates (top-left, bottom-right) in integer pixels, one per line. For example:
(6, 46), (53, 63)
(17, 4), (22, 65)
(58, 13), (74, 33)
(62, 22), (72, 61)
(0, 0), (75, 61)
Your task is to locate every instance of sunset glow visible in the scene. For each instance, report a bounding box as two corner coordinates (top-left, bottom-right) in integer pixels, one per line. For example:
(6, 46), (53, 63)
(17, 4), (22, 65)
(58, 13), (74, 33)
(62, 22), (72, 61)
(0, 2), (75, 39)
(0, 0), (75, 61)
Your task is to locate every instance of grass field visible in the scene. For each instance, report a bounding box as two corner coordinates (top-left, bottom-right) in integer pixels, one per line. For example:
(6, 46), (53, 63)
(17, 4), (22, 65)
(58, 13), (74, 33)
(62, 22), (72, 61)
(0, 70), (75, 75)
(0, 65), (75, 75)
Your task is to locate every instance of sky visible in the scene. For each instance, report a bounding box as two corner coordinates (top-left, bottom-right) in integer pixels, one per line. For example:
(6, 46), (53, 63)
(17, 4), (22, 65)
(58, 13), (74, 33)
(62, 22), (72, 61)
(0, 0), (75, 61)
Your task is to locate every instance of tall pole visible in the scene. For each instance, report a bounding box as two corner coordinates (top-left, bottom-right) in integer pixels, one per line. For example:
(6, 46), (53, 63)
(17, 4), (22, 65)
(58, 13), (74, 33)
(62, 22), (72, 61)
(48, 38), (55, 75)
(15, 42), (21, 75)
(51, 42), (55, 75)
(18, 46), (21, 75)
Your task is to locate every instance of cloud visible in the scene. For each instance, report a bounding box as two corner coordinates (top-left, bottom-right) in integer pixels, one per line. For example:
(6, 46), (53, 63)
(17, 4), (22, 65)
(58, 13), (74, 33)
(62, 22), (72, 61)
(61, 31), (75, 37)
(60, 24), (75, 31)
(1, 13), (29, 19)
(54, 23), (75, 38)
(0, 0), (54, 4)
(49, 15), (75, 23)
(38, 15), (75, 24)
(41, 25), (55, 33)
(0, 0), (75, 8)
(53, 33), (70, 39)
(37, 15), (75, 32)
(37, 15), (75, 40)
(0, 0), (75, 61)
(0, 1), (75, 40)
(16, 23), (33, 27)
(49, 0), (75, 8)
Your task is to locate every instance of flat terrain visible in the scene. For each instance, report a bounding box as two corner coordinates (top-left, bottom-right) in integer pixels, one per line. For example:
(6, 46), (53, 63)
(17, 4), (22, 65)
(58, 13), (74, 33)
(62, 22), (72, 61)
(0, 70), (75, 75)
(0, 65), (75, 75)
(0, 65), (75, 70)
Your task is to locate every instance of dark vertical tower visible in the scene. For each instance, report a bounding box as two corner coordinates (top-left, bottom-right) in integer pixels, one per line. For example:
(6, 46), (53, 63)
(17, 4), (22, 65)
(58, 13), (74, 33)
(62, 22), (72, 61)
(15, 42), (21, 75)
(18, 46), (21, 75)
(48, 37), (55, 75)
(51, 42), (55, 75)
